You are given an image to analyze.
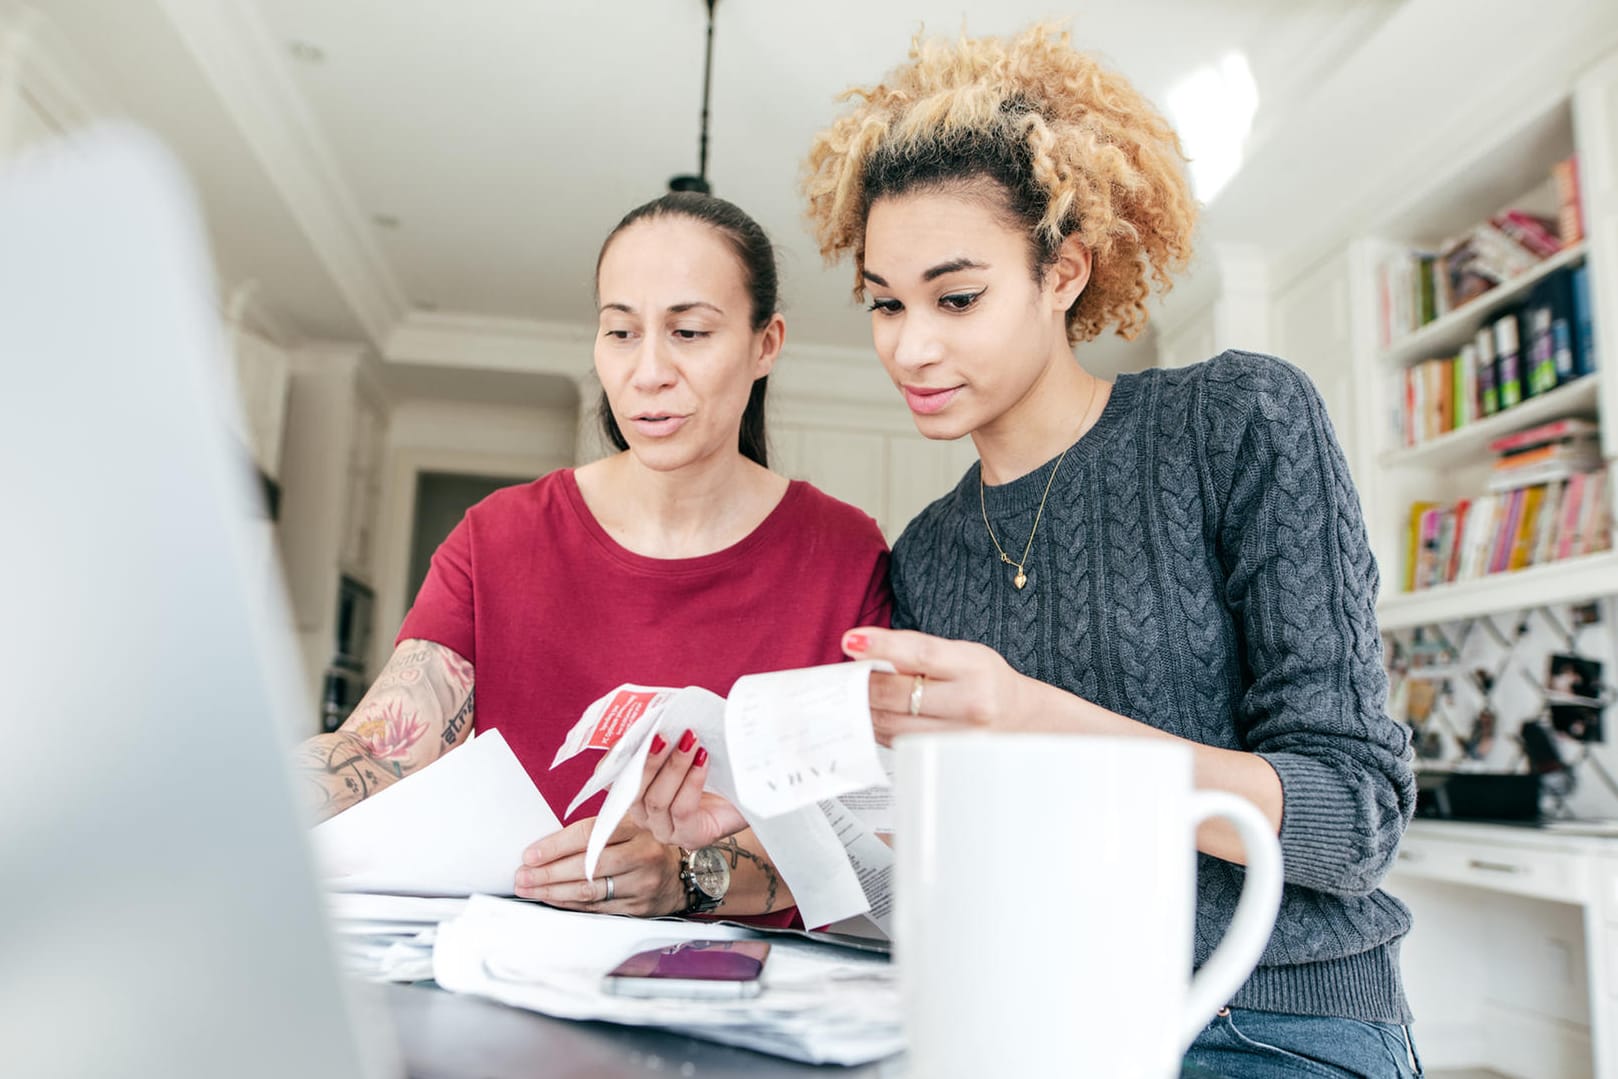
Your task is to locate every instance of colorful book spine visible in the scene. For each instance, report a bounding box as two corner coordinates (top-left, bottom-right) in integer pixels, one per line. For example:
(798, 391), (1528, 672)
(1571, 264), (1596, 377)
(1406, 501), (1438, 592)
(1494, 314), (1524, 410)
(1508, 485), (1547, 570)
(1475, 326), (1499, 416)
(1554, 155), (1585, 246)
(1489, 417), (1599, 454)
(1556, 473), (1588, 560)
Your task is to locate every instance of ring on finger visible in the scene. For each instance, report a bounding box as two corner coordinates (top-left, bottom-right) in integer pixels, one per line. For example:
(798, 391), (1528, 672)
(603, 875), (616, 902)
(909, 673), (925, 717)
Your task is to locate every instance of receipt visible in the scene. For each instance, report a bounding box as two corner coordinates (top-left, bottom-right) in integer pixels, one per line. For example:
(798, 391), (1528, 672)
(552, 661), (892, 929)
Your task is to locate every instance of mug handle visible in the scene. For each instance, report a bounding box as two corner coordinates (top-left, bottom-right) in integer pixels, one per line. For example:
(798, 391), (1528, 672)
(1178, 791), (1285, 1051)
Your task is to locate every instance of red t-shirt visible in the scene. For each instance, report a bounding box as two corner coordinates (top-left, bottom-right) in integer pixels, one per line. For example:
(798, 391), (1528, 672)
(397, 469), (892, 920)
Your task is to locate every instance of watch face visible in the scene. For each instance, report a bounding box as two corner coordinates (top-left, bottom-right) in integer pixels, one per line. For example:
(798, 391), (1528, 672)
(690, 846), (730, 898)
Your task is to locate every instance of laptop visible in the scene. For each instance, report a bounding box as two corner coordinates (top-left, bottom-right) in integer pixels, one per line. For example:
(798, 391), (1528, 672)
(0, 127), (399, 1078)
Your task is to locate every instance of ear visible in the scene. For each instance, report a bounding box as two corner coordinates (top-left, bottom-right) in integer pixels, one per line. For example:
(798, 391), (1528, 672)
(753, 312), (786, 379)
(1045, 233), (1092, 316)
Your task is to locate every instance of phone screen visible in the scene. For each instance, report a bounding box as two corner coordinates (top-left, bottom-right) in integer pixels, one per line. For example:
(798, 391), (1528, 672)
(603, 939), (770, 999)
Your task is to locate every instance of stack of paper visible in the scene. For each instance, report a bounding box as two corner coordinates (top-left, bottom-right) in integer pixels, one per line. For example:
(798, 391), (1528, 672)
(434, 895), (903, 1066)
(325, 893), (468, 983)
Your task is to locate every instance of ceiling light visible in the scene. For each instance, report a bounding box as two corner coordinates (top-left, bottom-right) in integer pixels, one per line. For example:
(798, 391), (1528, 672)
(1165, 51), (1259, 204)
(667, 0), (718, 195)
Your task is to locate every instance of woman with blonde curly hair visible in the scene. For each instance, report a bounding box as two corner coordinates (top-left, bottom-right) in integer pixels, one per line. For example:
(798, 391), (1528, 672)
(812, 23), (1418, 1079)
(634, 21), (1420, 1079)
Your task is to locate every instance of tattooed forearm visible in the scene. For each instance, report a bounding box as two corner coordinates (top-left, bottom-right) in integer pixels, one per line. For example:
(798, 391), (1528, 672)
(293, 640), (475, 823)
(714, 836), (781, 913)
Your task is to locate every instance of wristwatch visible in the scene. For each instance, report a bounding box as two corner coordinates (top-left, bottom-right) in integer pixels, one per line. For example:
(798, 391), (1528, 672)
(679, 846), (731, 914)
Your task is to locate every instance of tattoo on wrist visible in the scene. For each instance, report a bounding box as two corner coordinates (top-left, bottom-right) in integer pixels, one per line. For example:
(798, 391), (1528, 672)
(713, 837), (780, 913)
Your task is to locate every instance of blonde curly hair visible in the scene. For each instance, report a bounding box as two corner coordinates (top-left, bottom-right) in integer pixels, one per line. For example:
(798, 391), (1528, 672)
(803, 23), (1197, 344)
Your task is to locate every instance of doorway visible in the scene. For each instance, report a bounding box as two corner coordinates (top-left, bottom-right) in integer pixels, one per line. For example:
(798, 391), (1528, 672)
(405, 471), (519, 608)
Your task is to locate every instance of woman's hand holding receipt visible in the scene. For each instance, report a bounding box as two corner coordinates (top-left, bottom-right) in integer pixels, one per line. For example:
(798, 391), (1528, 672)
(631, 729), (748, 849)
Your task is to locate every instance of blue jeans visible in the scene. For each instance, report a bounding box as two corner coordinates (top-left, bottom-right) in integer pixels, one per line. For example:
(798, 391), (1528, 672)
(1181, 1007), (1423, 1078)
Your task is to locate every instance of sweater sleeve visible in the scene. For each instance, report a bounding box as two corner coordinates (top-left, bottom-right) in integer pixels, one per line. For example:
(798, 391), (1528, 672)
(1208, 353), (1416, 897)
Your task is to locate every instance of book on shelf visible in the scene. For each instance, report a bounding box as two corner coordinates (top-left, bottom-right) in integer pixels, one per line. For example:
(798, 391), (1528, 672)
(1475, 326), (1499, 417)
(1492, 209), (1562, 259)
(1401, 470), (1613, 593)
(1553, 154), (1584, 246)
(1391, 266), (1596, 448)
(1494, 313), (1524, 409)
(1488, 417), (1599, 454)
(1571, 263), (1596, 377)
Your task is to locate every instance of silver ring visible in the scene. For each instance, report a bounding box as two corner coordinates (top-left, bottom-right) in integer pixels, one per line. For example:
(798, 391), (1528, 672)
(603, 875), (615, 902)
(908, 674), (925, 717)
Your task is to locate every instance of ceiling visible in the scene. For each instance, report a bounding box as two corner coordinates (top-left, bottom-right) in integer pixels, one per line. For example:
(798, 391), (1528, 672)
(42, 0), (1603, 401)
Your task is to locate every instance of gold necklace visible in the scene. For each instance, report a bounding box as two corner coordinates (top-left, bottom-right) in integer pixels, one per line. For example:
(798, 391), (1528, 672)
(978, 378), (1100, 591)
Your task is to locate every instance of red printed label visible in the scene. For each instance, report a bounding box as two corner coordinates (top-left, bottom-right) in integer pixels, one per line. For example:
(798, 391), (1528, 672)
(587, 690), (659, 750)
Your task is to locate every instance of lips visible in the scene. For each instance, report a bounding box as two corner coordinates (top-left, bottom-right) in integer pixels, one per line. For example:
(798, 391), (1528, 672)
(628, 412), (689, 438)
(901, 385), (961, 416)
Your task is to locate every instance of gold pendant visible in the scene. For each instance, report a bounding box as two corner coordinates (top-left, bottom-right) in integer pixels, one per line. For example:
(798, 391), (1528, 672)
(1014, 570), (1028, 590)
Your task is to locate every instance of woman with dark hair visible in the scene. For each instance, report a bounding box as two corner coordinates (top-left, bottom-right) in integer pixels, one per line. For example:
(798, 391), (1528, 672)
(294, 192), (891, 927)
(643, 24), (1422, 1077)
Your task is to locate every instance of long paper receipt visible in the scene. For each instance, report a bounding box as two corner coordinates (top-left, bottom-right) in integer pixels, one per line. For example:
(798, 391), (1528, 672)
(551, 661), (893, 930)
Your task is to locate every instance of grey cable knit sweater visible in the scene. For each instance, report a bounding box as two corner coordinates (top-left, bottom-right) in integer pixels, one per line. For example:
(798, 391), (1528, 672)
(890, 350), (1416, 1023)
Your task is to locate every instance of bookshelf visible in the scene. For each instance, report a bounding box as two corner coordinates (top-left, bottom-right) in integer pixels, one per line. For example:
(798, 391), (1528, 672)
(1377, 550), (1618, 631)
(1379, 241), (1588, 369)
(1354, 78), (1618, 632)
(1378, 374), (1599, 472)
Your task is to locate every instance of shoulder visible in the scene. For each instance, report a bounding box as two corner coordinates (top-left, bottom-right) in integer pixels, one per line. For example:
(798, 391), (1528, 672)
(891, 466), (975, 573)
(781, 480), (889, 555)
(1147, 350), (1328, 452)
(458, 469), (572, 533)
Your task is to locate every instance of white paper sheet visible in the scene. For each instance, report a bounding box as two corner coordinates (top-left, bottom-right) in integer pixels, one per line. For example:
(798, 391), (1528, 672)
(313, 729), (561, 896)
(432, 895), (902, 1066)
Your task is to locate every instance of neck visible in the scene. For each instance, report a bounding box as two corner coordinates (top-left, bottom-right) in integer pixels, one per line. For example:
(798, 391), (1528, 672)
(973, 348), (1108, 485)
(582, 448), (781, 557)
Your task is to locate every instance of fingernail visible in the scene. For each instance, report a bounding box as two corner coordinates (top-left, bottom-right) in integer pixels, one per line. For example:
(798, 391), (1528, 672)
(678, 728), (696, 753)
(515, 870), (532, 887)
(694, 746), (708, 768)
(650, 733), (666, 755)
(844, 633), (868, 653)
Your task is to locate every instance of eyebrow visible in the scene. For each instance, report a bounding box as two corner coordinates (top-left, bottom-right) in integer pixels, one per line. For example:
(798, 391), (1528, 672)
(597, 301), (724, 316)
(861, 258), (988, 289)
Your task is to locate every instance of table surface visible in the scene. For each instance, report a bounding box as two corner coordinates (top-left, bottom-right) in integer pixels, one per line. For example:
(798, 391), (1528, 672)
(383, 983), (1227, 1078)
(383, 982), (903, 1078)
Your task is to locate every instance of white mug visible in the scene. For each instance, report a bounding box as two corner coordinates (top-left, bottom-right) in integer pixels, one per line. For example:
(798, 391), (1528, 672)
(895, 734), (1283, 1079)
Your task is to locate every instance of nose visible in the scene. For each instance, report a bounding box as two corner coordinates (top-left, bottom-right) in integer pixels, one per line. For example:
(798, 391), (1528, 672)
(890, 311), (943, 374)
(629, 335), (678, 394)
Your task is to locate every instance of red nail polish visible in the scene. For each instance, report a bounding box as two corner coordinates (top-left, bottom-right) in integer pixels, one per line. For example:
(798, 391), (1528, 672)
(678, 728), (696, 753)
(845, 633), (868, 652)
(694, 746), (708, 768)
(650, 733), (666, 755)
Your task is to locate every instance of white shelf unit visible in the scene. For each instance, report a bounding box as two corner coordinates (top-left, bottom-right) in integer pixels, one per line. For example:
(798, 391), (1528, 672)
(1358, 71), (1618, 633)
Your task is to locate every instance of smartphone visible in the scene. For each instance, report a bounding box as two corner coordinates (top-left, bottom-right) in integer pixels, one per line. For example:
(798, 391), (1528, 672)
(601, 939), (770, 1000)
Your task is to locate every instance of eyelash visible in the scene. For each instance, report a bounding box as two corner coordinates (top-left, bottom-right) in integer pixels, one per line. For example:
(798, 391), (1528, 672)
(600, 329), (711, 341)
(866, 291), (984, 315)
